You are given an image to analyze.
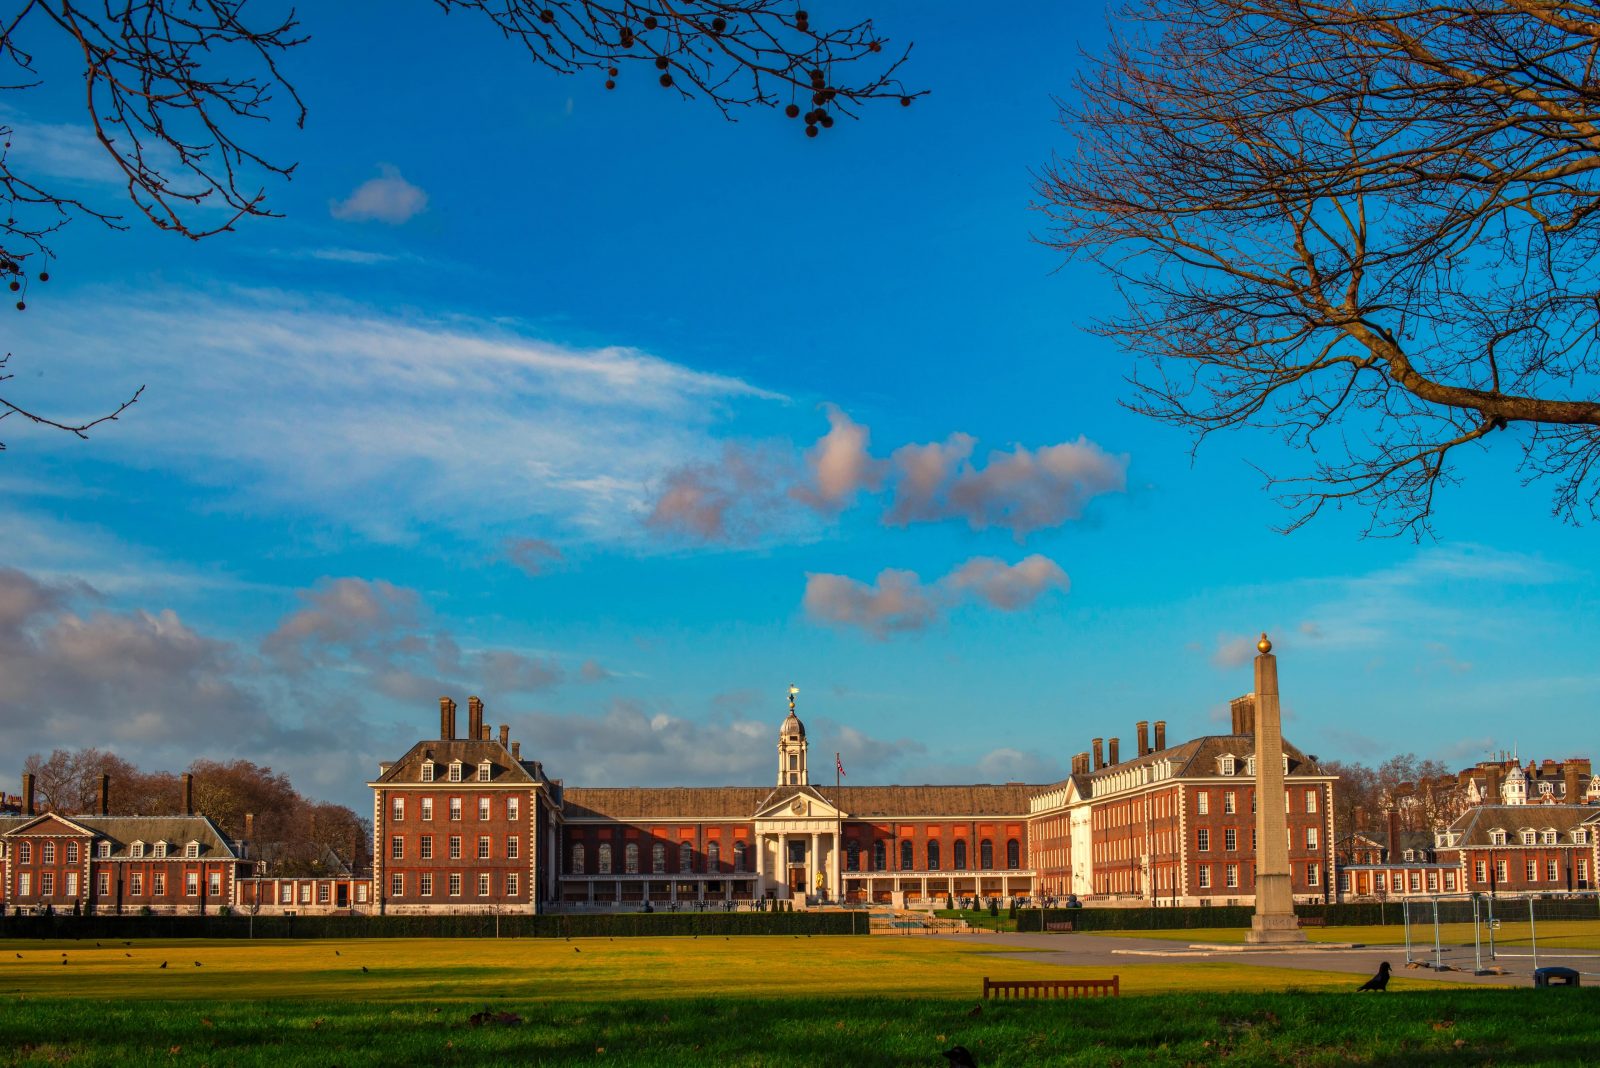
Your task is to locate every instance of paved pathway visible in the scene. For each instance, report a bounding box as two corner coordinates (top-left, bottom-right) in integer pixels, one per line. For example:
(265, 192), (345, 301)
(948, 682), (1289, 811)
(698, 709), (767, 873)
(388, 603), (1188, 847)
(962, 930), (1530, 987)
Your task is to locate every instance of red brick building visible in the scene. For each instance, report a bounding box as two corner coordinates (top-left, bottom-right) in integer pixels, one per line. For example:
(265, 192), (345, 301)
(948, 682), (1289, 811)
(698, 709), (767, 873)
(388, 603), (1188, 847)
(1436, 805), (1599, 895)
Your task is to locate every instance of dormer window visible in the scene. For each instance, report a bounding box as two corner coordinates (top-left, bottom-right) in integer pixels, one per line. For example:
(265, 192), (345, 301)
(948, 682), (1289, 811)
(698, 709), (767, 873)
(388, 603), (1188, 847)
(185, 841), (200, 859)
(1490, 830), (1507, 846)
(477, 761), (492, 783)
(154, 841), (168, 859)
(1573, 830), (1589, 845)
(448, 761), (463, 783)
(1404, 849), (1416, 862)
(421, 761), (435, 783)
(1520, 829), (1537, 845)
(1541, 829), (1558, 845)
(1219, 756), (1236, 776)
(1246, 756), (1256, 776)
(131, 841), (145, 859)
(96, 841), (111, 859)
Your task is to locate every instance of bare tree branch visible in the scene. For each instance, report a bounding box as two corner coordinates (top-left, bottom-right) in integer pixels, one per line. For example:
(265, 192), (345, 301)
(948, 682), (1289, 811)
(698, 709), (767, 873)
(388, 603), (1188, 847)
(1037, 0), (1600, 535)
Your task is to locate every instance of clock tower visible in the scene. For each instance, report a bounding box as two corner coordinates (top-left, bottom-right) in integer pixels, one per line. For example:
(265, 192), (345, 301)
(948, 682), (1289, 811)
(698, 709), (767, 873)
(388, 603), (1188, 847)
(778, 684), (808, 786)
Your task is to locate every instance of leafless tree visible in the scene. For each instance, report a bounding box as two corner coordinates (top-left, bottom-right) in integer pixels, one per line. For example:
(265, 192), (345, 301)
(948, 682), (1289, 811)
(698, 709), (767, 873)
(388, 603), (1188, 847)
(1, 0), (919, 447)
(1038, 0), (1600, 536)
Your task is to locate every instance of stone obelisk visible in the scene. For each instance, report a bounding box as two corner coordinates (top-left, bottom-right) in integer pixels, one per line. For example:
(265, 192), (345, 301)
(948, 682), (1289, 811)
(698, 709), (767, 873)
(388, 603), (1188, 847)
(1247, 633), (1306, 944)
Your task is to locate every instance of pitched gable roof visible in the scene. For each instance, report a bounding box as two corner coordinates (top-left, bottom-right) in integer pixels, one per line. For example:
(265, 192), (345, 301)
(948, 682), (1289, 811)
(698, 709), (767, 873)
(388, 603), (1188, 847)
(371, 738), (545, 786)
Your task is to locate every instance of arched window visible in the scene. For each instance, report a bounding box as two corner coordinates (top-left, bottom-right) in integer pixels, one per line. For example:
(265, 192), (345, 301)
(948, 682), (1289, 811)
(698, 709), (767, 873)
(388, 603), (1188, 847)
(980, 839), (994, 870)
(707, 841), (720, 872)
(872, 840), (887, 871)
(624, 842), (639, 874)
(927, 841), (941, 870)
(953, 839), (967, 870)
(846, 841), (861, 872)
(732, 841), (747, 872)
(571, 843), (586, 874)
(679, 842), (694, 873)
(598, 843), (613, 874)
(652, 842), (666, 874)
(900, 840), (914, 871)
(1006, 839), (1020, 870)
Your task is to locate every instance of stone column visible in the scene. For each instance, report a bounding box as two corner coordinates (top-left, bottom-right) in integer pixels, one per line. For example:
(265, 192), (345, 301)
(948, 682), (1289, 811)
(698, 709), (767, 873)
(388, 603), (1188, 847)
(756, 832), (766, 892)
(810, 832), (820, 901)
(778, 833), (789, 898)
(1248, 634), (1307, 944)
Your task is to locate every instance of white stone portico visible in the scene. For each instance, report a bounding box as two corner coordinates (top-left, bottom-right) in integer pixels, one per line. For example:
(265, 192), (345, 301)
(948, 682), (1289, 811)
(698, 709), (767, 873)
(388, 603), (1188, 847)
(752, 787), (845, 902)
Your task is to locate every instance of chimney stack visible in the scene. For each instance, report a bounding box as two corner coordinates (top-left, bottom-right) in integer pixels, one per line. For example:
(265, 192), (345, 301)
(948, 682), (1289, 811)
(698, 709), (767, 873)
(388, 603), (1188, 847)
(510, 740), (521, 760)
(499, 724), (509, 747)
(1230, 694), (1256, 736)
(1386, 805), (1401, 860)
(467, 696), (485, 742)
(1486, 765), (1502, 805)
(440, 696), (457, 740)
(22, 772), (35, 817)
(1154, 720), (1167, 751)
(1136, 720), (1150, 756)
(1564, 763), (1581, 804)
(181, 773), (194, 816)
(99, 773), (110, 816)
(244, 812), (254, 842)
(1108, 737), (1120, 765)
(1092, 738), (1104, 770)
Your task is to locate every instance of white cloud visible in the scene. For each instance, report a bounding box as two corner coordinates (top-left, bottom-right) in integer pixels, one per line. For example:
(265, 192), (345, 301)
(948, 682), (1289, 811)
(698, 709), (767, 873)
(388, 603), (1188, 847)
(8, 289), (783, 543)
(790, 404), (884, 514)
(804, 554), (1071, 639)
(330, 164), (429, 224)
(1211, 633), (1258, 670)
(644, 442), (799, 542)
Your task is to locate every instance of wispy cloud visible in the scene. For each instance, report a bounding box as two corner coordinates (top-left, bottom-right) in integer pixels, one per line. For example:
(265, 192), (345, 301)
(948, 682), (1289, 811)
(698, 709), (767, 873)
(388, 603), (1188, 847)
(9, 288), (784, 543)
(330, 164), (428, 224)
(803, 554), (1070, 639)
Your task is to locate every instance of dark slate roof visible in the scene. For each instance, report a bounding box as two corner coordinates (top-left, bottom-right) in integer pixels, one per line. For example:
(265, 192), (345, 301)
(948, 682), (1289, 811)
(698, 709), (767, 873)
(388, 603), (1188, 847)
(1444, 804), (1595, 846)
(1077, 733), (1326, 798)
(0, 813), (240, 859)
(562, 783), (1042, 821)
(372, 737), (547, 786)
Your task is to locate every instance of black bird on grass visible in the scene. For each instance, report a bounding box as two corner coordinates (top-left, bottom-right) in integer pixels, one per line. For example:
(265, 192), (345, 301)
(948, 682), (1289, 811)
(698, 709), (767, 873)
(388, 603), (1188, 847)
(193, 961), (203, 968)
(1357, 961), (1392, 992)
(160, 961), (168, 969)
(574, 947), (581, 954)
(60, 958), (67, 965)
(361, 966), (369, 974)
(941, 1046), (978, 1068)
(334, 950), (340, 956)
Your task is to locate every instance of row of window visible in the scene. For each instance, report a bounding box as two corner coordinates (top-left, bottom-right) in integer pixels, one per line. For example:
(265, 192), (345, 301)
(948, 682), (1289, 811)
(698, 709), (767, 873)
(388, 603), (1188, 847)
(12, 840), (200, 863)
(1486, 828), (1590, 846)
(1473, 858), (1591, 884)
(846, 838), (1020, 872)
(390, 835), (519, 861)
(389, 871), (519, 897)
(1194, 787), (1320, 816)
(15, 870), (222, 898)
(1195, 827), (1319, 852)
(1194, 862), (1321, 889)
(417, 760), (495, 783)
(570, 841), (746, 876)
(391, 796), (520, 822)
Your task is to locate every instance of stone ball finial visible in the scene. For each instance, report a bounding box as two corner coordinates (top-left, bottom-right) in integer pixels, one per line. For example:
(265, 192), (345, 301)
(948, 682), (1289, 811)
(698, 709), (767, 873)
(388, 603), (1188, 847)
(1257, 633), (1272, 654)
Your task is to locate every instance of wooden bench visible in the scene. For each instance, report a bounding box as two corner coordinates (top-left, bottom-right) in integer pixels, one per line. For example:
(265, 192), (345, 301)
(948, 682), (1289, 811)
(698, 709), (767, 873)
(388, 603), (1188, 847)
(1044, 921), (1076, 932)
(1298, 916), (1327, 928)
(983, 976), (1118, 1000)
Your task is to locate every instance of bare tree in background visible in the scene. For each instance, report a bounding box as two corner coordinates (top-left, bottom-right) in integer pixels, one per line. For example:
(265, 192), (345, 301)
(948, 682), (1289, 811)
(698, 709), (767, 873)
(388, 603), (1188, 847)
(0, 0), (919, 446)
(1038, 0), (1600, 536)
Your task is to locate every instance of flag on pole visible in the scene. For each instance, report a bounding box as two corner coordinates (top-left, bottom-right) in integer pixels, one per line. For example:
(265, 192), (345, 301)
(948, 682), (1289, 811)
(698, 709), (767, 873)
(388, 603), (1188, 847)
(836, 753), (846, 778)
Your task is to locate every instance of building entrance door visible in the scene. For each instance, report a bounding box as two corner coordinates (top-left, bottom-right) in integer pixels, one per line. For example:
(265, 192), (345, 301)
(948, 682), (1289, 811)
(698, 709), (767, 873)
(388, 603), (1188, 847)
(788, 867), (806, 894)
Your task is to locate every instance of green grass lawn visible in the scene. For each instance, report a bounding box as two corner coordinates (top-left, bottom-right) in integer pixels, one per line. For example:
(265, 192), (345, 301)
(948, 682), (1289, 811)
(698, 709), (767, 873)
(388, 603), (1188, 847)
(0, 935), (1554, 1066)
(3, 989), (1597, 1066)
(1075, 918), (1600, 950)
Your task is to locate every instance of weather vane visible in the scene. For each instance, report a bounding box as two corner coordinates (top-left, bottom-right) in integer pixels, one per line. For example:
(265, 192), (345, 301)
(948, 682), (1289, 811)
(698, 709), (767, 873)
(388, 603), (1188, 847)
(788, 683), (799, 714)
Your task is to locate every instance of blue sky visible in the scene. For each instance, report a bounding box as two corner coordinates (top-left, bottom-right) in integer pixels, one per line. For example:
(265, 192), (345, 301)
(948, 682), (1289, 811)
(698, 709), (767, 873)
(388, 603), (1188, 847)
(2, 1), (1594, 811)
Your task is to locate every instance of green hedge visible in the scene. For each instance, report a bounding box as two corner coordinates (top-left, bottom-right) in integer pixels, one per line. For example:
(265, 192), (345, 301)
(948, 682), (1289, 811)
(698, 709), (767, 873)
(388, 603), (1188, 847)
(0, 910), (868, 940)
(1016, 896), (1600, 932)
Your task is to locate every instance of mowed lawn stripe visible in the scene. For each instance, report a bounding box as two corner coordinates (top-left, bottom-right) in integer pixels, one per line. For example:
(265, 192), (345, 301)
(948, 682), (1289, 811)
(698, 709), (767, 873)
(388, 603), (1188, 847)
(0, 935), (1446, 1001)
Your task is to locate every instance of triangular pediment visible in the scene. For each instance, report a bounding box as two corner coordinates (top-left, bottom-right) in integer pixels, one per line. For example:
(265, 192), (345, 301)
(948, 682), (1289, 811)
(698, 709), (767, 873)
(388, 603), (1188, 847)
(754, 785), (848, 821)
(4, 812), (95, 837)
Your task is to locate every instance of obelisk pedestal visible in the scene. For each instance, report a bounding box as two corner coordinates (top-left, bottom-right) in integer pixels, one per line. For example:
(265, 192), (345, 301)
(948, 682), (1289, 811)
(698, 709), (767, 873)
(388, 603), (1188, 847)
(1247, 633), (1307, 945)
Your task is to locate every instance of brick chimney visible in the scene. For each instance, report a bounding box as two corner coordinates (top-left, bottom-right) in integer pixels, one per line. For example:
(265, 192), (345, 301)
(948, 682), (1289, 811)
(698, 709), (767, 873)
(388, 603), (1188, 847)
(181, 773), (194, 816)
(244, 812), (254, 842)
(22, 772), (34, 816)
(1230, 694), (1256, 735)
(1486, 765), (1502, 805)
(99, 773), (110, 816)
(1154, 720), (1167, 751)
(440, 696), (457, 740)
(1092, 738), (1104, 770)
(1136, 720), (1150, 756)
(499, 724), (509, 747)
(467, 696), (484, 742)
(1564, 763), (1581, 804)
(1108, 737), (1120, 765)
(1386, 806), (1400, 861)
